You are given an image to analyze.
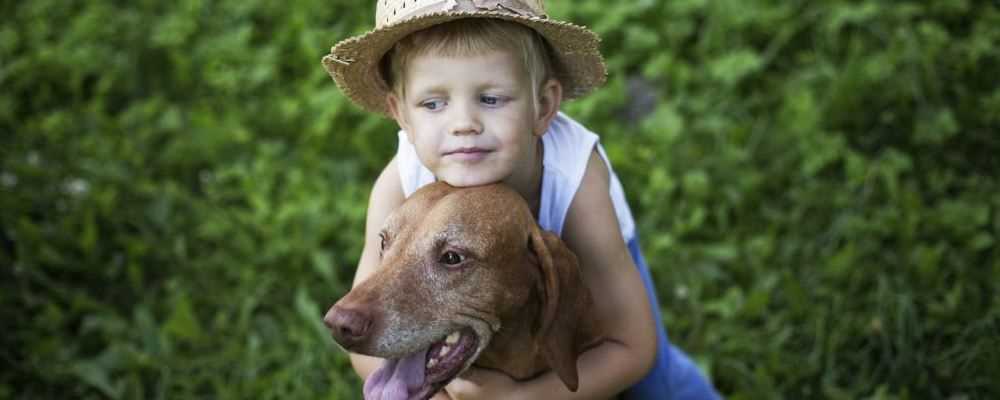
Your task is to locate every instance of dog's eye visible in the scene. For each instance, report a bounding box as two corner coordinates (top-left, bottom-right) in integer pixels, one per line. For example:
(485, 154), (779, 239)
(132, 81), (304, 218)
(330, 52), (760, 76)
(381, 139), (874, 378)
(439, 251), (464, 266)
(378, 232), (389, 256)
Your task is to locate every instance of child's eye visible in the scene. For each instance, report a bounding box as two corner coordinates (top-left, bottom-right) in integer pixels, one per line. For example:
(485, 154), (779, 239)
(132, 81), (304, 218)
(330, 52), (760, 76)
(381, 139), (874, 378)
(420, 99), (446, 110)
(480, 95), (507, 107)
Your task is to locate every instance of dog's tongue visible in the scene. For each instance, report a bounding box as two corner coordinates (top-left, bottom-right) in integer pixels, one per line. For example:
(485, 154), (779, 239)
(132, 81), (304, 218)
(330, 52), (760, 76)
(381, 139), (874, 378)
(363, 351), (426, 400)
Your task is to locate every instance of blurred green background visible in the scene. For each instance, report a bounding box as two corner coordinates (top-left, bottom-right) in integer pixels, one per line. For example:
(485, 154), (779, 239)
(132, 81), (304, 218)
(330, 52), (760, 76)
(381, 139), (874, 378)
(3, 0), (999, 398)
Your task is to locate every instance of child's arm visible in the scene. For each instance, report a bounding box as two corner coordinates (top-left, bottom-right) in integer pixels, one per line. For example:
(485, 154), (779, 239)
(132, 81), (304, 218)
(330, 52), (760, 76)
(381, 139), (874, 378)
(446, 150), (658, 399)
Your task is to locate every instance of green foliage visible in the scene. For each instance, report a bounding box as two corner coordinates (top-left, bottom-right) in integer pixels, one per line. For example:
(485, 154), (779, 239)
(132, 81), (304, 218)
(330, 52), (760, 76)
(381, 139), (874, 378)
(3, 0), (999, 398)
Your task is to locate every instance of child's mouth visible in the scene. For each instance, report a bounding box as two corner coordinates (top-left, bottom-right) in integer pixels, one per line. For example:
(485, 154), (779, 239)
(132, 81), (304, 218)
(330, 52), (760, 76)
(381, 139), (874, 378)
(443, 147), (491, 161)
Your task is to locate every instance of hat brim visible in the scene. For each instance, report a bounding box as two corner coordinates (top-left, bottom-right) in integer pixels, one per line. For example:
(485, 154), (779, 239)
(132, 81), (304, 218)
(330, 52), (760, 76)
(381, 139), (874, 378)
(323, 11), (606, 116)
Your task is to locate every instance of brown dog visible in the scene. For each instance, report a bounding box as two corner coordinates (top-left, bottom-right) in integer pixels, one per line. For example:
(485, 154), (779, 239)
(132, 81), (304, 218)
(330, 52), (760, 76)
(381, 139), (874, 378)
(324, 182), (603, 400)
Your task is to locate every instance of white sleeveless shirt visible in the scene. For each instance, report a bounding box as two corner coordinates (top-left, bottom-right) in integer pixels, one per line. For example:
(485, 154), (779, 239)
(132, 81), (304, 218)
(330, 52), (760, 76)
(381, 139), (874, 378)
(396, 112), (636, 242)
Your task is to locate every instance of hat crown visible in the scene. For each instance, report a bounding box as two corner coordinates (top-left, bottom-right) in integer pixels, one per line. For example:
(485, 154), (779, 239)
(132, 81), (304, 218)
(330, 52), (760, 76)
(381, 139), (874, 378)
(375, 0), (546, 28)
(326, 0), (605, 116)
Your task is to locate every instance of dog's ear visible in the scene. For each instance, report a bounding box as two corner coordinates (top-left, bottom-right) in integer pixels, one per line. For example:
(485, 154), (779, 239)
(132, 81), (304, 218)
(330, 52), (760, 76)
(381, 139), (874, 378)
(529, 228), (584, 392)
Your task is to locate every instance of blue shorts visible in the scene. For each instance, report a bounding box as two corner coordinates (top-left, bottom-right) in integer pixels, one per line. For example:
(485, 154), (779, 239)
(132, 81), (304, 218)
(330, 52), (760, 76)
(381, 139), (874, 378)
(621, 238), (721, 400)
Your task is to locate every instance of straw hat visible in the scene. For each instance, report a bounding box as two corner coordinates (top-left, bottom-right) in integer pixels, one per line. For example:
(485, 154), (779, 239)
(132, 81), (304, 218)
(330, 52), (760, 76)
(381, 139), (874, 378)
(322, 0), (607, 116)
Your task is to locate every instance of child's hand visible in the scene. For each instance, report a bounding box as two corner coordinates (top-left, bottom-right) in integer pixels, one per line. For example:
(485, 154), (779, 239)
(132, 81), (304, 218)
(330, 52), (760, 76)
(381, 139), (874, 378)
(445, 367), (520, 400)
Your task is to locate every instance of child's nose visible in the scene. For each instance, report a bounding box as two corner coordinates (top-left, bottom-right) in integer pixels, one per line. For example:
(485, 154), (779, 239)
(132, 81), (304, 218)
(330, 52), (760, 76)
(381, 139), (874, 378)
(449, 103), (482, 136)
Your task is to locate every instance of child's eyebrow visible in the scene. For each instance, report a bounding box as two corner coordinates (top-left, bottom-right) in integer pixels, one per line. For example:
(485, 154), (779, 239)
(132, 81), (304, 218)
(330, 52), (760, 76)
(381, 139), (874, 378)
(476, 80), (519, 92)
(408, 80), (521, 99)
(409, 83), (449, 98)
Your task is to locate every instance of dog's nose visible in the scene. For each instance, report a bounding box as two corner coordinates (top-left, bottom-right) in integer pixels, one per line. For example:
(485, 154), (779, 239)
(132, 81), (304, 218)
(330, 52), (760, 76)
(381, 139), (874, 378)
(324, 303), (372, 348)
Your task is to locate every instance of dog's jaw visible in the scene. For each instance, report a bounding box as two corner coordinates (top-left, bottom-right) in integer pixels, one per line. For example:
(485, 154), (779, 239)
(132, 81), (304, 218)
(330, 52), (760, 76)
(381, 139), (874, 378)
(457, 312), (500, 376)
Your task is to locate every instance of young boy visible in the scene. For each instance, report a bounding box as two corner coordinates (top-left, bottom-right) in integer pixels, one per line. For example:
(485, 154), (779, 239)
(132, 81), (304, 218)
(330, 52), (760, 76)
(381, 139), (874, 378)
(323, 1), (719, 398)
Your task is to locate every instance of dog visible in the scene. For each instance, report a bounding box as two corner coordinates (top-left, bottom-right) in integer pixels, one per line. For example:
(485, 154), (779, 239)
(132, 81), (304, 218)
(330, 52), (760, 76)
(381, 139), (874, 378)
(324, 182), (603, 400)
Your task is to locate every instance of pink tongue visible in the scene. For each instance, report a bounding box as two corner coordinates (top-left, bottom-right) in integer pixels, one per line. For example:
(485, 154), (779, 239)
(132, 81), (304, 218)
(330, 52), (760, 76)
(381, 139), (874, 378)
(363, 351), (427, 400)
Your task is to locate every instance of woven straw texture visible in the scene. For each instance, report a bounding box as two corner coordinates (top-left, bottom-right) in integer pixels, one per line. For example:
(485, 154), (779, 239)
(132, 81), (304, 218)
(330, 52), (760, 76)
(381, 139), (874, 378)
(322, 0), (606, 116)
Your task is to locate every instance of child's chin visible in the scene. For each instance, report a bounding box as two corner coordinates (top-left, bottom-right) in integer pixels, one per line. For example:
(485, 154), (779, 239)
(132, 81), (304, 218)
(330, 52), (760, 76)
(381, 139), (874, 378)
(439, 175), (503, 188)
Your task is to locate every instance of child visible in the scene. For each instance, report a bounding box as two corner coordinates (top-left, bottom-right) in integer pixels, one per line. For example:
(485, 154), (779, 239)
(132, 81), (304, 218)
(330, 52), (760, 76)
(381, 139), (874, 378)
(323, 1), (719, 398)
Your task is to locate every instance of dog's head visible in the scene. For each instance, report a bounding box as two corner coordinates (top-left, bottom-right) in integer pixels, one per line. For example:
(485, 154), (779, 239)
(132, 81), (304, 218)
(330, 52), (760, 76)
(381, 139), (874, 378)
(325, 182), (587, 400)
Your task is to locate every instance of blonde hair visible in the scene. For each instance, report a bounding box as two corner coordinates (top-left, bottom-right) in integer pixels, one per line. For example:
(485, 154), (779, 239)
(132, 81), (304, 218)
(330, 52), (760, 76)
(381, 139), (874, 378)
(381, 18), (557, 106)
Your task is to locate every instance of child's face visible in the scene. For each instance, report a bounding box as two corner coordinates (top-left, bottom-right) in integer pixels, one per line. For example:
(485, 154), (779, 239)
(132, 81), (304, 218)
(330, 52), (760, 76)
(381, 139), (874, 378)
(388, 49), (547, 188)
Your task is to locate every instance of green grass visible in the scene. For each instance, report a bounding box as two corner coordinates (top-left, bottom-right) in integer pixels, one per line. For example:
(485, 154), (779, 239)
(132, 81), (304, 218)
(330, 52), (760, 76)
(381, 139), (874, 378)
(2, 0), (999, 398)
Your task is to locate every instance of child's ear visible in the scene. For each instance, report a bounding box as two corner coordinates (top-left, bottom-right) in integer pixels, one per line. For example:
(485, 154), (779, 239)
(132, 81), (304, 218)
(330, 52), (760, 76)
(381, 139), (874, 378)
(533, 79), (563, 137)
(386, 93), (413, 141)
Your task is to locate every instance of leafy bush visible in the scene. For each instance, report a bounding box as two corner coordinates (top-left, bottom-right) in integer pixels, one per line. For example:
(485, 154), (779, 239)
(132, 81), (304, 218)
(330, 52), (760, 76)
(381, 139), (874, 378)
(3, 0), (998, 398)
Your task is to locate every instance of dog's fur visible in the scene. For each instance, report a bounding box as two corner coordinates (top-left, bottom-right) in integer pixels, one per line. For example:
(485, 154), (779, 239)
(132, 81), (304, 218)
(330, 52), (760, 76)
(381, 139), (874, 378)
(325, 182), (602, 395)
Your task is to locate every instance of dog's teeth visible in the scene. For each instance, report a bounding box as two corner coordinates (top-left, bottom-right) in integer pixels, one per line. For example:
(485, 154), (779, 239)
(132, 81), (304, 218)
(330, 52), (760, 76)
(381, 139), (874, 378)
(439, 345), (450, 356)
(446, 332), (460, 344)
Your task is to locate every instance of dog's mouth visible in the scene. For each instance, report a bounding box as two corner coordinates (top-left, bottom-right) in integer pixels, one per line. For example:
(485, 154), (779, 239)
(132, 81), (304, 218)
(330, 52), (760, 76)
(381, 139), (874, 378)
(363, 327), (481, 400)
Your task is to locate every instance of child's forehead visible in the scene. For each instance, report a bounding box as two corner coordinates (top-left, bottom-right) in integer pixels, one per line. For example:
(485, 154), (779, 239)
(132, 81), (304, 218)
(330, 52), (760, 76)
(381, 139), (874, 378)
(404, 50), (530, 85)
